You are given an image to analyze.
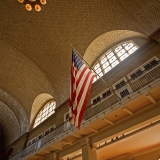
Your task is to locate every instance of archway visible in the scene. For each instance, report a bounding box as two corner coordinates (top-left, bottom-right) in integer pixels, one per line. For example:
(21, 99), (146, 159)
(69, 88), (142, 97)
(0, 128), (8, 160)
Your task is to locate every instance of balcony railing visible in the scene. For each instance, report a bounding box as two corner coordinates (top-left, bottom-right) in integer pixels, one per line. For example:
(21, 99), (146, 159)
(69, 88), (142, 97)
(9, 64), (160, 160)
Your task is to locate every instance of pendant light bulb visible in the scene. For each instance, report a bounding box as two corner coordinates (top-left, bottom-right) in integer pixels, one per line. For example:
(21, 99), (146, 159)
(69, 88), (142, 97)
(25, 4), (32, 11)
(35, 4), (41, 12)
(40, 0), (46, 5)
(18, 0), (24, 3)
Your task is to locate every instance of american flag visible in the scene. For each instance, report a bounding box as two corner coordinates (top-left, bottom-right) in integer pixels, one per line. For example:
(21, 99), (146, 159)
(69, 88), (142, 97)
(69, 50), (95, 128)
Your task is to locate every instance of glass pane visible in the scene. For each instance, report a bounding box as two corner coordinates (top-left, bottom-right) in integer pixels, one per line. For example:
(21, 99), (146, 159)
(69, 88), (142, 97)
(122, 42), (128, 47)
(44, 107), (47, 112)
(115, 45), (122, 53)
(49, 107), (53, 112)
(117, 49), (125, 57)
(50, 102), (54, 106)
(98, 72), (103, 77)
(107, 52), (114, 59)
(46, 105), (49, 110)
(111, 60), (119, 67)
(52, 102), (55, 107)
(100, 57), (107, 64)
(48, 112), (52, 116)
(96, 68), (102, 74)
(109, 56), (117, 63)
(94, 63), (100, 70)
(104, 66), (111, 73)
(42, 113), (45, 118)
(46, 104), (49, 108)
(100, 55), (105, 60)
(125, 42), (134, 50)
(92, 41), (138, 83)
(37, 121), (40, 125)
(102, 61), (109, 69)
(50, 111), (55, 115)
(53, 105), (56, 110)
(41, 118), (45, 122)
(128, 46), (138, 54)
(120, 53), (129, 61)
(37, 117), (40, 121)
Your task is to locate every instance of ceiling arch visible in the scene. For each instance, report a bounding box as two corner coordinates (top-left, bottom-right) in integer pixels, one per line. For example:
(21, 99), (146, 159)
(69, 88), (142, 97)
(0, 40), (57, 117)
(0, 0), (160, 148)
(83, 30), (148, 66)
(0, 101), (20, 146)
(0, 1), (159, 109)
(30, 93), (54, 129)
(0, 89), (29, 135)
(0, 121), (9, 147)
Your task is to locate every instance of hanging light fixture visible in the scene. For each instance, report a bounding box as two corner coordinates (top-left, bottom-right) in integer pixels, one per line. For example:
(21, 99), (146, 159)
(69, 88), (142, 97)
(18, 0), (46, 12)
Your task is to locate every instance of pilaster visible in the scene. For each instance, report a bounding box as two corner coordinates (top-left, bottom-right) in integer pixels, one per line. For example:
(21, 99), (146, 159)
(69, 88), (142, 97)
(79, 137), (97, 160)
(46, 152), (58, 160)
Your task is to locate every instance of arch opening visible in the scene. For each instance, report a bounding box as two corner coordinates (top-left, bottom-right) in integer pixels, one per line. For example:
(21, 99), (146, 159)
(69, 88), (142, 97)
(30, 93), (55, 129)
(0, 128), (8, 160)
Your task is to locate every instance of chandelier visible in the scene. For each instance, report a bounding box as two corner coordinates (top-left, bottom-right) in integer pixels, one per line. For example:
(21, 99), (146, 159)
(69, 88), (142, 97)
(18, 0), (46, 12)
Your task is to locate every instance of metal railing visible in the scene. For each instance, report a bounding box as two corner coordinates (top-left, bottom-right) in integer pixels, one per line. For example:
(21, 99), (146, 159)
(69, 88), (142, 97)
(8, 151), (22, 160)
(9, 64), (160, 160)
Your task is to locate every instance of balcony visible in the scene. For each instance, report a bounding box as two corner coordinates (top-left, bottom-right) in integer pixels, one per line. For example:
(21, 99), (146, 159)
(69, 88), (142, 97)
(9, 63), (160, 160)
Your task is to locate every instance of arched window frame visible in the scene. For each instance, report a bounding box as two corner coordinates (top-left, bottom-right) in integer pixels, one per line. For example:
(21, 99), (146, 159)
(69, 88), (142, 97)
(33, 101), (56, 128)
(93, 41), (139, 82)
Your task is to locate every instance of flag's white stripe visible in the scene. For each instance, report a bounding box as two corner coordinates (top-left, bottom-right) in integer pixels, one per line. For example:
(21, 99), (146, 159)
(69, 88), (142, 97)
(72, 65), (90, 110)
(72, 63), (85, 94)
(70, 65), (74, 102)
(71, 66), (92, 125)
(70, 64), (79, 102)
(75, 65), (90, 95)
(73, 70), (94, 114)
(74, 64), (86, 83)
(69, 51), (95, 128)
(73, 67), (88, 109)
(71, 66), (78, 108)
(75, 73), (94, 127)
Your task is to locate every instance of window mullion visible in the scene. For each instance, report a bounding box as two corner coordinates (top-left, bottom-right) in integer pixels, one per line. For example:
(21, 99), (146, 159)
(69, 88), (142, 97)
(113, 49), (120, 62)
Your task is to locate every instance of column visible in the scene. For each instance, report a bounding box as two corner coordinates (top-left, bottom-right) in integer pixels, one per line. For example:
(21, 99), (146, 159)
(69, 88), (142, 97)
(150, 28), (160, 43)
(80, 137), (97, 160)
(47, 152), (58, 160)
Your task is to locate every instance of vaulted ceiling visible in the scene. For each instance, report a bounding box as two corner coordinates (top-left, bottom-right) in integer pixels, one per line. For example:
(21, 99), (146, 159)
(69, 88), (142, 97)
(0, 0), (160, 146)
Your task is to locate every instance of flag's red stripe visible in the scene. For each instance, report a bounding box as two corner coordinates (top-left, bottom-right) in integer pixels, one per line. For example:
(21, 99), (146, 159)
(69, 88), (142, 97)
(72, 66), (87, 105)
(75, 66), (88, 87)
(73, 70), (93, 123)
(74, 72), (95, 127)
(76, 70), (92, 108)
(70, 65), (78, 106)
(69, 50), (95, 128)
(78, 75), (95, 128)
(69, 65), (75, 106)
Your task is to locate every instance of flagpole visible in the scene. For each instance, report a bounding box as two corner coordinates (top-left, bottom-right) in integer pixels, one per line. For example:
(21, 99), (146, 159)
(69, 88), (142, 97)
(71, 45), (121, 101)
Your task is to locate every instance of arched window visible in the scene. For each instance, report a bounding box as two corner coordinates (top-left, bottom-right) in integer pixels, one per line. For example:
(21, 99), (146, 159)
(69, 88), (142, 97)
(33, 101), (56, 128)
(93, 41), (139, 82)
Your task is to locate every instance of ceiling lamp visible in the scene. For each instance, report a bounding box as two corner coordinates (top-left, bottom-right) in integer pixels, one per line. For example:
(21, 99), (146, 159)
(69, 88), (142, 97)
(18, 0), (46, 12)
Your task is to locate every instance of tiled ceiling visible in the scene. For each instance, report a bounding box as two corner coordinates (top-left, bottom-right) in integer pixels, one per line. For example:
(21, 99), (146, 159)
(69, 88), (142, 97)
(0, 0), (160, 145)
